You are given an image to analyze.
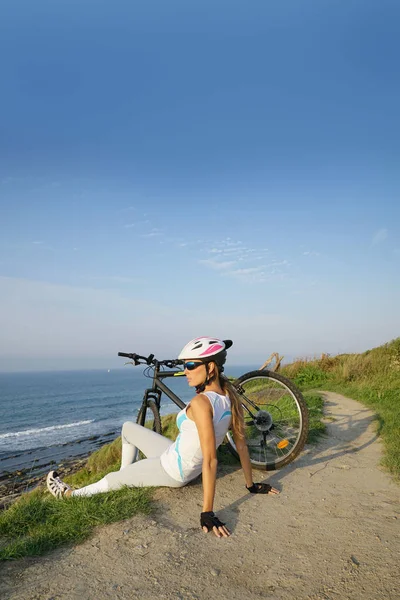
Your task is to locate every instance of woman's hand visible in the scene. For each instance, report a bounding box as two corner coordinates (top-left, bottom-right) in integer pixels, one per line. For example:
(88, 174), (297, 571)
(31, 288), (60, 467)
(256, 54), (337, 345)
(246, 482), (280, 494)
(200, 511), (231, 538)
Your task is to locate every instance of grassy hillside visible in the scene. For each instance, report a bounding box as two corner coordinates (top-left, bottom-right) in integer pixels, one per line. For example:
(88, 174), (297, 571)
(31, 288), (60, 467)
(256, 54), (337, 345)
(1, 390), (323, 561)
(281, 337), (400, 478)
(4, 334), (397, 562)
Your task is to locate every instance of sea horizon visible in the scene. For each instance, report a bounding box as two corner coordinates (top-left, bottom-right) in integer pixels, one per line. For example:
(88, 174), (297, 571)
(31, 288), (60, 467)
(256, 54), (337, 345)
(0, 363), (263, 375)
(0, 365), (257, 480)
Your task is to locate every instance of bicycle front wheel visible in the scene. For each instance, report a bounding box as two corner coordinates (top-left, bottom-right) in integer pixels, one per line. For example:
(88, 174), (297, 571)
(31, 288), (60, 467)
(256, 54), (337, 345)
(226, 370), (309, 471)
(136, 400), (162, 434)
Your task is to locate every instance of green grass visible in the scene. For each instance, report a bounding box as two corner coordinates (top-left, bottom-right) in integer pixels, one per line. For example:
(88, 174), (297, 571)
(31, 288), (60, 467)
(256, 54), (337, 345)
(0, 412), (195, 562)
(304, 392), (326, 443)
(0, 386), (326, 561)
(318, 381), (400, 476)
(282, 337), (400, 479)
(0, 434), (154, 561)
(5, 337), (395, 562)
(0, 487), (152, 561)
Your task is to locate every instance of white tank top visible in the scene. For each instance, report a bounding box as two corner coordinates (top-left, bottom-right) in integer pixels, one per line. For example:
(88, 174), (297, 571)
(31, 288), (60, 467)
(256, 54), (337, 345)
(160, 391), (232, 483)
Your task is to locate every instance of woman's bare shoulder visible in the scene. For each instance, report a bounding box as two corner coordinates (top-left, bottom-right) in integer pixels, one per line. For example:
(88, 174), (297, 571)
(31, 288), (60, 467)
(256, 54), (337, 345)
(189, 394), (212, 413)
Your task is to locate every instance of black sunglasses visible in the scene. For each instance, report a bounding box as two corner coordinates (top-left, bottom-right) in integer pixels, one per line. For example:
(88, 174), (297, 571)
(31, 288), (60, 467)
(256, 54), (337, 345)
(183, 361), (205, 371)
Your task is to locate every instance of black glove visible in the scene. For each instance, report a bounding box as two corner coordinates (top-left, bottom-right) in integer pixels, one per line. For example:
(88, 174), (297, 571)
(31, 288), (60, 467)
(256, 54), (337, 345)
(200, 511), (226, 532)
(246, 482), (273, 494)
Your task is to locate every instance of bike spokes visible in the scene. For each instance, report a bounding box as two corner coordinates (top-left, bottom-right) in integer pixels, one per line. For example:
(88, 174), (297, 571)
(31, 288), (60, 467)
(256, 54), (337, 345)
(231, 372), (307, 468)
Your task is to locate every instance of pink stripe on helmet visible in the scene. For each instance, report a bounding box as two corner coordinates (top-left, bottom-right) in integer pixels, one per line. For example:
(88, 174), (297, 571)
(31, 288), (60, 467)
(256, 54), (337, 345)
(199, 344), (224, 356)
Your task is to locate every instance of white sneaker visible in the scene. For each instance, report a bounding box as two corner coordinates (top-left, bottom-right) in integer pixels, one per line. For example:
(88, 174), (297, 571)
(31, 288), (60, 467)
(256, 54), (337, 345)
(46, 470), (72, 498)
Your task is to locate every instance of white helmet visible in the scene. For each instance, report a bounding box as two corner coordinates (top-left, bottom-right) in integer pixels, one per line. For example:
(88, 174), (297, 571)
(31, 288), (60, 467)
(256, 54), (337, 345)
(178, 337), (233, 361)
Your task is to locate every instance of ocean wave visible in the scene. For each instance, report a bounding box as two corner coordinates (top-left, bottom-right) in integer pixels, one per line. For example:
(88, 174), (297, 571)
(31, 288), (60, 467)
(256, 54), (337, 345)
(0, 420), (95, 440)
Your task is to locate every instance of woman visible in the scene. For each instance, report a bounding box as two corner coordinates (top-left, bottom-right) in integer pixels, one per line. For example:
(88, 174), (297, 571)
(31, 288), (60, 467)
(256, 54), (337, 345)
(47, 337), (279, 538)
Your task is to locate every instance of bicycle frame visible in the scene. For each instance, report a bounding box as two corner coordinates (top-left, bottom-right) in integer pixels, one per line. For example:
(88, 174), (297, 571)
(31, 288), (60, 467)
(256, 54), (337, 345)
(119, 351), (308, 471)
(140, 364), (260, 424)
(140, 364), (187, 414)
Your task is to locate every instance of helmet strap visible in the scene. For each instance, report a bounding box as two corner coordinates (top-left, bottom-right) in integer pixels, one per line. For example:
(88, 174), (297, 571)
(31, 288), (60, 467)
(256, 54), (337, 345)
(195, 363), (217, 394)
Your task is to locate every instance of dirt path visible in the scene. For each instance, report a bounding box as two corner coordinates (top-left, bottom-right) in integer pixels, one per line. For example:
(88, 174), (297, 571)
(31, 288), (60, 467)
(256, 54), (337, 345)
(0, 392), (399, 600)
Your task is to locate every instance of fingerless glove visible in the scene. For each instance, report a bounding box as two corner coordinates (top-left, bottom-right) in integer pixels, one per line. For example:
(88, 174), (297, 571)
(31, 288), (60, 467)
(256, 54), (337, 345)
(246, 482), (273, 494)
(200, 511), (225, 531)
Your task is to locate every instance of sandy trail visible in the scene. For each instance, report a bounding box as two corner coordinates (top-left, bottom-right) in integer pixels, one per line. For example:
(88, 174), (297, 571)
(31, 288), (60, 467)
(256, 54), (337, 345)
(0, 391), (399, 600)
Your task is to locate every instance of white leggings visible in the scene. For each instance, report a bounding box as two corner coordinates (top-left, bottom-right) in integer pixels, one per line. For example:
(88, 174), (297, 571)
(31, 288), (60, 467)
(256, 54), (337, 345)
(71, 421), (184, 497)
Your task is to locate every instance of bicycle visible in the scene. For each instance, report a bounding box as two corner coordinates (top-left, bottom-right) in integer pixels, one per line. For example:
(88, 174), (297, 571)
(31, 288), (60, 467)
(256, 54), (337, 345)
(118, 351), (309, 471)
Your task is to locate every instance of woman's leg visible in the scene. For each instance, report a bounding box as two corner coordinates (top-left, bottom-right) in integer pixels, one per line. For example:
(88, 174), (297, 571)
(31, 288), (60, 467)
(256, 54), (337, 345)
(70, 422), (179, 498)
(71, 457), (183, 497)
(107, 458), (184, 489)
(120, 421), (173, 469)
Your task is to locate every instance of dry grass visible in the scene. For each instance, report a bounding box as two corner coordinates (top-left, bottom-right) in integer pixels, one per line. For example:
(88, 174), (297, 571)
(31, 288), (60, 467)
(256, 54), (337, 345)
(282, 338), (400, 383)
(282, 338), (400, 478)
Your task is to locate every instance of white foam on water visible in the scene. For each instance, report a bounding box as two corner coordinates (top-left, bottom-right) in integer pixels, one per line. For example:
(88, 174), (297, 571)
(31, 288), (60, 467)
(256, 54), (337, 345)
(0, 420), (95, 440)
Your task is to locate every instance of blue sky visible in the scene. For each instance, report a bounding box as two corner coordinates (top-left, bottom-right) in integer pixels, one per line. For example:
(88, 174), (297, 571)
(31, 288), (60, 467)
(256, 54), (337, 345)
(0, 0), (399, 371)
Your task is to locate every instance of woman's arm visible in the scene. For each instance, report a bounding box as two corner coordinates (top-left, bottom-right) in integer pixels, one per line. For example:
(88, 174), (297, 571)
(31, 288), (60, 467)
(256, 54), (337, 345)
(232, 428), (280, 495)
(189, 395), (230, 537)
(232, 429), (254, 487)
(189, 394), (218, 512)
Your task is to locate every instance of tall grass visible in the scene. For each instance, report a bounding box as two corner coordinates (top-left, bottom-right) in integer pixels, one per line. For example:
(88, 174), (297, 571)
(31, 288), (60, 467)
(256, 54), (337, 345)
(282, 337), (400, 478)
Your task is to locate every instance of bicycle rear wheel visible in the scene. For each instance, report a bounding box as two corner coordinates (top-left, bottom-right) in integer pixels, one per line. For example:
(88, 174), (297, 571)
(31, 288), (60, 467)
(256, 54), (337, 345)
(136, 400), (162, 434)
(226, 370), (309, 471)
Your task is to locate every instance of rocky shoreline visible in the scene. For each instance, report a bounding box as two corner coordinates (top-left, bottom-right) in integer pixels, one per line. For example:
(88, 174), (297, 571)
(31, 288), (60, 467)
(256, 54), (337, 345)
(0, 429), (120, 509)
(0, 454), (89, 509)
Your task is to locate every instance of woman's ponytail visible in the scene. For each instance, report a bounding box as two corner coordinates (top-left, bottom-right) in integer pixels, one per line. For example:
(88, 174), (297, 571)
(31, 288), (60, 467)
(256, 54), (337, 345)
(219, 374), (245, 440)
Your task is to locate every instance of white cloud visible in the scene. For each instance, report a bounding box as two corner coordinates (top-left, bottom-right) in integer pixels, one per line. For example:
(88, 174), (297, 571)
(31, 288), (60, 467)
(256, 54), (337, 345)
(372, 228), (388, 245)
(227, 266), (267, 283)
(267, 260), (290, 267)
(200, 253), (269, 283)
(199, 259), (237, 270)
(88, 275), (141, 284)
(124, 219), (151, 229)
(198, 237), (289, 283)
(141, 228), (162, 238)
(31, 240), (55, 251)
(229, 267), (264, 276)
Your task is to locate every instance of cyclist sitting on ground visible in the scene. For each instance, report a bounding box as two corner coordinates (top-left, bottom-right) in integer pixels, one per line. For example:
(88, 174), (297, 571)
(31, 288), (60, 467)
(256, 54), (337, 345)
(47, 337), (279, 538)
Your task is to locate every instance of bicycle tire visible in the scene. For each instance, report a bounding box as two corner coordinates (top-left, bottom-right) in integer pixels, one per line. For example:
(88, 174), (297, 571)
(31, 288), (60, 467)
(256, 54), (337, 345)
(136, 400), (162, 434)
(226, 370), (309, 471)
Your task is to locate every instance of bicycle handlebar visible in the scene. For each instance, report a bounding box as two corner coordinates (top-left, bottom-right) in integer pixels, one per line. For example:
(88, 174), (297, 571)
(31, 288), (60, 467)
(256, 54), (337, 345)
(117, 352), (183, 369)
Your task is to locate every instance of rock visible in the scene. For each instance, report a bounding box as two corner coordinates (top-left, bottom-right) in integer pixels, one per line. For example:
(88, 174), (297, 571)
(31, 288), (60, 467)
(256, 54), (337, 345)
(210, 568), (220, 576)
(350, 555), (360, 566)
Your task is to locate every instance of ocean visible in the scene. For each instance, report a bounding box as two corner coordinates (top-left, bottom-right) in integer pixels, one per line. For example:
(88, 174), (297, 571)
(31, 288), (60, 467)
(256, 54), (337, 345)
(0, 365), (251, 480)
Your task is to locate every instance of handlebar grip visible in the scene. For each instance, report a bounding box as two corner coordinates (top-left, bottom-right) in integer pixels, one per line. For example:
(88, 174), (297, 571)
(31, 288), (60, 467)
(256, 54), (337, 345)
(118, 352), (135, 359)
